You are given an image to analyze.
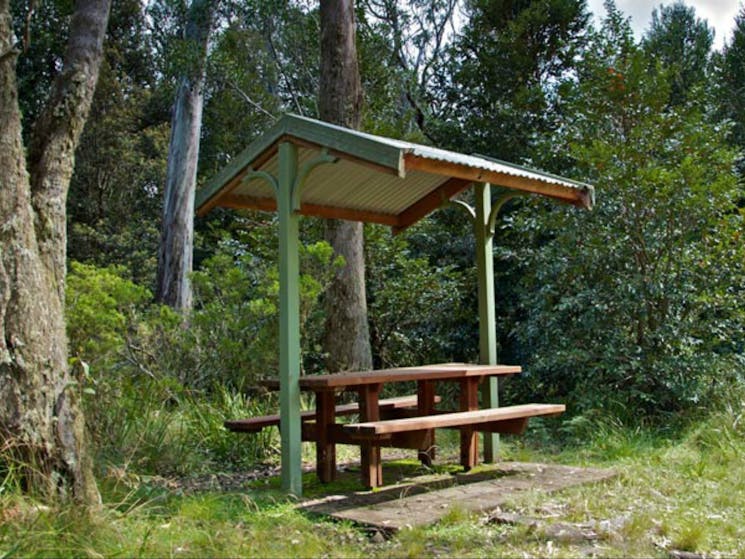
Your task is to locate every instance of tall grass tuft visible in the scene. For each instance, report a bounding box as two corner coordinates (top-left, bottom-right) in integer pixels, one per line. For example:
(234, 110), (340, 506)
(91, 377), (278, 479)
(685, 399), (745, 461)
(559, 410), (665, 462)
(182, 385), (277, 469)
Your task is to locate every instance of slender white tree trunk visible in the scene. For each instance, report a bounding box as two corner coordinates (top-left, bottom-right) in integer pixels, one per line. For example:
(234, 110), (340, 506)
(156, 0), (212, 311)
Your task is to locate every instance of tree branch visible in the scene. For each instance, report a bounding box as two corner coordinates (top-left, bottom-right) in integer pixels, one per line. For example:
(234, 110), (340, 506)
(23, 0), (37, 52)
(264, 21), (304, 115)
(224, 79), (277, 120)
(26, 0), (112, 295)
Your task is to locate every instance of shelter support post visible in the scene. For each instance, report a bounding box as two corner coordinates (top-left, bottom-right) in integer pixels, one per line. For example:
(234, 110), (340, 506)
(278, 141), (303, 496)
(474, 182), (499, 462)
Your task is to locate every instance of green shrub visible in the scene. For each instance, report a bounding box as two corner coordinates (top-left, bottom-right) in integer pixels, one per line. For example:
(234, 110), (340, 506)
(65, 241), (339, 476)
(365, 225), (471, 370)
(187, 238), (342, 390)
(66, 261), (151, 370)
(506, 17), (745, 420)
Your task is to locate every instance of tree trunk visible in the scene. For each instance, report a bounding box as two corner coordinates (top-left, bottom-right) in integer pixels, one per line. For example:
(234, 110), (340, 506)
(155, 0), (212, 311)
(0, 0), (110, 505)
(319, 0), (373, 372)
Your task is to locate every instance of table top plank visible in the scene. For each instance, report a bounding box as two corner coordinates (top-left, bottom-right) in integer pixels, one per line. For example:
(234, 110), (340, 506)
(260, 363), (521, 390)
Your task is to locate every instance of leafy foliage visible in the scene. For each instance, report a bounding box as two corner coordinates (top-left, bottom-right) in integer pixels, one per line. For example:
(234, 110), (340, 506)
(67, 0), (169, 285)
(642, 1), (714, 107)
(189, 236), (342, 388)
(507, 9), (745, 417)
(66, 262), (151, 368)
(11, 0), (72, 134)
(65, 241), (338, 473)
(356, 0), (461, 139)
(715, 5), (745, 168)
(365, 225), (472, 369)
(428, 0), (590, 160)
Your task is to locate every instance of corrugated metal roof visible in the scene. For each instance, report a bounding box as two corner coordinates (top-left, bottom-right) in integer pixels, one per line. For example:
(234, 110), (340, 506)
(196, 113), (594, 231)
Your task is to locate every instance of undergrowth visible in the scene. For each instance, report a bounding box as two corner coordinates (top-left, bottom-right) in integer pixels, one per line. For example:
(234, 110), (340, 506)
(91, 381), (278, 478)
(3, 401), (745, 558)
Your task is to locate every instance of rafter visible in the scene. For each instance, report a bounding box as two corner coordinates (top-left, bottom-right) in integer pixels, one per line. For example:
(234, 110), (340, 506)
(393, 177), (473, 234)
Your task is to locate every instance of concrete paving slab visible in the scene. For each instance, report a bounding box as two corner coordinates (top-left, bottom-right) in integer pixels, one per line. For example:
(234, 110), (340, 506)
(300, 462), (617, 532)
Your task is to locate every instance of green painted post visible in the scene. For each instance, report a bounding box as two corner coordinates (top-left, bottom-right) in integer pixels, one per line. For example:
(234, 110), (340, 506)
(474, 182), (499, 462)
(277, 141), (303, 495)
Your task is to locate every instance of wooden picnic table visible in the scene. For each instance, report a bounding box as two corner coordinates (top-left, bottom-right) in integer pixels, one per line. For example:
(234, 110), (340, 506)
(261, 362), (537, 488)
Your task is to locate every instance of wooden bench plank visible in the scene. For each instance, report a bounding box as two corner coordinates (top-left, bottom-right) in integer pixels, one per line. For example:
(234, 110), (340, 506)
(224, 394), (441, 433)
(342, 403), (565, 437)
(301, 423), (431, 448)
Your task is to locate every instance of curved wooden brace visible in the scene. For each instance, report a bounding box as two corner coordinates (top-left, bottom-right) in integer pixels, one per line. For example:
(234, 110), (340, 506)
(447, 199), (476, 221)
(486, 190), (529, 237)
(291, 148), (339, 211)
(242, 168), (279, 196)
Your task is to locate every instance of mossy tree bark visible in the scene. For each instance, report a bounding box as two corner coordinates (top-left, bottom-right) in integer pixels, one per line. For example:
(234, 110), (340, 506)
(319, 0), (373, 372)
(155, 0), (213, 312)
(0, 0), (110, 506)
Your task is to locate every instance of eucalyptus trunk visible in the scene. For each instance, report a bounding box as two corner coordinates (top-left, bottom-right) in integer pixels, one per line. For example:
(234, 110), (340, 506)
(0, 0), (110, 505)
(155, 0), (212, 311)
(319, 0), (372, 372)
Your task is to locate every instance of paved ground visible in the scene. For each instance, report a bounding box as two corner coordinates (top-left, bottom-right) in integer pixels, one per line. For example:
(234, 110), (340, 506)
(300, 462), (617, 532)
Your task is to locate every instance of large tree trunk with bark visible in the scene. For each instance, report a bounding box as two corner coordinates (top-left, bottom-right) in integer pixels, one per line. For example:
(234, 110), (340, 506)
(319, 0), (373, 372)
(155, 0), (212, 311)
(0, 0), (110, 505)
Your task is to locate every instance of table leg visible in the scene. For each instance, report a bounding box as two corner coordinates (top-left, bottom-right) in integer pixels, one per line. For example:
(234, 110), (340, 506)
(417, 379), (436, 466)
(315, 390), (336, 483)
(358, 383), (383, 489)
(459, 377), (479, 470)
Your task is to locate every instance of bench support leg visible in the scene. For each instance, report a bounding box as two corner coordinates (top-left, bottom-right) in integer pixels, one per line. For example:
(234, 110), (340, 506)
(459, 378), (479, 471)
(417, 380), (436, 466)
(359, 383), (383, 489)
(315, 390), (336, 483)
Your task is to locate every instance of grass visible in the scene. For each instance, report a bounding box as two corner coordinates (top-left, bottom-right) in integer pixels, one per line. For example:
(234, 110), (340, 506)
(3, 407), (745, 558)
(251, 452), (463, 499)
(0, 487), (370, 559)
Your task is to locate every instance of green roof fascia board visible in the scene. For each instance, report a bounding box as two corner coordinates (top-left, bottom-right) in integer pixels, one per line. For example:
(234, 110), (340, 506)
(196, 114), (406, 214)
(195, 116), (288, 213)
(283, 114), (406, 176)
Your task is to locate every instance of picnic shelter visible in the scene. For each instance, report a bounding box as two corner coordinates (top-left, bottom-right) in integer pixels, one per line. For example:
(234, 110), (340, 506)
(195, 113), (595, 495)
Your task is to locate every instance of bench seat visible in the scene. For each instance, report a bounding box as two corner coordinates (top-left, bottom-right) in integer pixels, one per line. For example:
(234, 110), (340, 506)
(224, 394), (440, 433)
(342, 403), (565, 437)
